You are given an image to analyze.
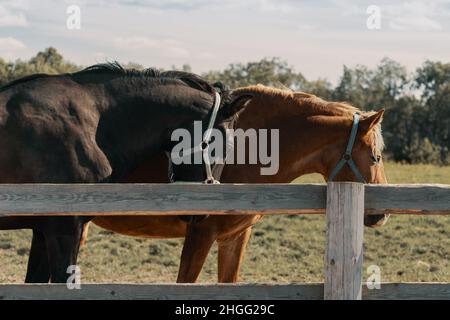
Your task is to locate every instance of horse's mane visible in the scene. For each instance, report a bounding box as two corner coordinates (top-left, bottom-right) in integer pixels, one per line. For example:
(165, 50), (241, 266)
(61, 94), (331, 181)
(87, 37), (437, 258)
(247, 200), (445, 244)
(235, 85), (360, 115)
(0, 73), (53, 91)
(75, 62), (217, 93)
(0, 61), (220, 95)
(234, 85), (385, 151)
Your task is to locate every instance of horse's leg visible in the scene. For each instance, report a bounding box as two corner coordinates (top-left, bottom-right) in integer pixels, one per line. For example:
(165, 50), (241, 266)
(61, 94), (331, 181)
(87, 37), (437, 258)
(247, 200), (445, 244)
(217, 227), (252, 283)
(44, 218), (86, 283)
(79, 222), (90, 248)
(176, 223), (217, 283)
(25, 230), (51, 283)
(0, 217), (50, 283)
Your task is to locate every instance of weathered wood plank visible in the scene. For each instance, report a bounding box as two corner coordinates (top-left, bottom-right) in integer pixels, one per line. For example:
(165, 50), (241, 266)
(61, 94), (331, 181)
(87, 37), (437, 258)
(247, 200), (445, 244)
(0, 283), (448, 300)
(363, 282), (450, 300)
(324, 182), (364, 300)
(0, 283), (322, 300)
(0, 183), (449, 216)
(0, 183), (327, 216)
(365, 184), (450, 214)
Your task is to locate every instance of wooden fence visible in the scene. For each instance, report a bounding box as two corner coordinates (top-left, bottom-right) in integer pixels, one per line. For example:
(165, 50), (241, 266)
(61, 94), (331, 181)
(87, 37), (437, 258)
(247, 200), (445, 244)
(0, 182), (449, 300)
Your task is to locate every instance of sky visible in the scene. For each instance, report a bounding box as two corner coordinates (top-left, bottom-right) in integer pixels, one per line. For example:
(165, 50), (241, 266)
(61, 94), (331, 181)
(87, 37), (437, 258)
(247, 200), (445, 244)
(0, 0), (450, 84)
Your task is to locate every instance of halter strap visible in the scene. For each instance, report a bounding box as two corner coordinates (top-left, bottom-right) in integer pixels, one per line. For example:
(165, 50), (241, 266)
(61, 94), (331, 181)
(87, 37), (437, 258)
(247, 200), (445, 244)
(202, 91), (221, 184)
(172, 91), (221, 184)
(328, 113), (366, 183)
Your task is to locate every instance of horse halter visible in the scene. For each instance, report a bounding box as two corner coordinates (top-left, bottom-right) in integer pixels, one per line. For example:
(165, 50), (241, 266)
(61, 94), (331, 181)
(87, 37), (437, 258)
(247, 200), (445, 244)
(328, 113), (366, 183)
(202, 91), (221, 184)
(172, 91), (222, 184)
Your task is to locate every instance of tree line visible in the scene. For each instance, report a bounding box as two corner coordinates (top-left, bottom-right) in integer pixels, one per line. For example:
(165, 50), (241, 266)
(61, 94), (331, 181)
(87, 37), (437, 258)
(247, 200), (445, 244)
(1, 48), (449, 165)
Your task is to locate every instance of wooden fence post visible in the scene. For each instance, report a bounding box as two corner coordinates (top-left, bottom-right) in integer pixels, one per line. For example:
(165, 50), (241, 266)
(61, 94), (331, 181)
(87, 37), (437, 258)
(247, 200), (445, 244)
(324, 182), (365, 300)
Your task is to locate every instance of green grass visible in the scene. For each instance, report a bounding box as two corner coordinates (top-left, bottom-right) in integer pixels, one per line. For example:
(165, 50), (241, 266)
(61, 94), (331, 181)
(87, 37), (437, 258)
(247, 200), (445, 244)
(0, 162), (449, 283)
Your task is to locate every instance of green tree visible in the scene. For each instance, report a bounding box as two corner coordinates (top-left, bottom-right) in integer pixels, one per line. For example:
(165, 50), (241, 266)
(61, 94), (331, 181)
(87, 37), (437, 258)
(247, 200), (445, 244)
(334, 58), (409, 110)
(0, 58), (10, 86)
(334, 64), (373, 109)
(415, 61), (450, 157)
(0, 49), (448, 165)
(1, 47), (80, 85)
(202, 57), (307, 90)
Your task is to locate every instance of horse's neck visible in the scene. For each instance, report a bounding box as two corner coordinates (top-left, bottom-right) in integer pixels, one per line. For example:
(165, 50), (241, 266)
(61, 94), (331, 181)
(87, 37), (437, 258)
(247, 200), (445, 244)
(224, 93), (350, 183)
(95, 83), (197, 180)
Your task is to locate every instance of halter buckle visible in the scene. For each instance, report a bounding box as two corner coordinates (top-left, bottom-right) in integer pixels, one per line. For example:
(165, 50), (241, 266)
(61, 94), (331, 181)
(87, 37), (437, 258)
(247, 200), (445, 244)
(328, 113), (366, 183)
(204, 178), (220, 184)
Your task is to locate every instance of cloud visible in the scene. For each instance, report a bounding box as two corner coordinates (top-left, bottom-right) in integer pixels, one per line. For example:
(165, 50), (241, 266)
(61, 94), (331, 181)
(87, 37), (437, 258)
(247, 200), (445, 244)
(103, 0), (224, 10)
(0, 37), (26, 61)
(0, 0), (30, 11)
(385, 1), (444, 31)
(85, 0), (306, 13)
(0, 4), (28, 26)
(257, 0), (296, 13)
(0, 37), (26, 50)
(389, 16), (441, 31)
(331, 0), (449, 32)
(113, 36), (159, 49)
(167, 46), (189, 58)
(113, 35), (190, 58)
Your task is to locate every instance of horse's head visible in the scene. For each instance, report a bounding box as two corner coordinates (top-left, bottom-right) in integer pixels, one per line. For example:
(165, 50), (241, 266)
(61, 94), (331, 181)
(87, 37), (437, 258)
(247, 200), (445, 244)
(167, 90), (253, 183)
(325, 109), (389, 227)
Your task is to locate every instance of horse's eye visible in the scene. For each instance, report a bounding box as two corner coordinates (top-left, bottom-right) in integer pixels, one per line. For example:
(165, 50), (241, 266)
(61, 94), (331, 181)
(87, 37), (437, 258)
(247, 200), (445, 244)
(371, 154), (381, 163)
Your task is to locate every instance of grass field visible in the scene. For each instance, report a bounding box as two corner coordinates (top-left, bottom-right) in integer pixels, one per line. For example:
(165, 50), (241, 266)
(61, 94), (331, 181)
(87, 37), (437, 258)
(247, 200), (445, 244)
(0, 162), (448, 283)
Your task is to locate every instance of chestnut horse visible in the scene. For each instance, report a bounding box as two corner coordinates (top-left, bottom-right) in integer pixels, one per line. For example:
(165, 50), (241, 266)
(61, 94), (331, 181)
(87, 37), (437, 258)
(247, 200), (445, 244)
(90, 85), (388, 283)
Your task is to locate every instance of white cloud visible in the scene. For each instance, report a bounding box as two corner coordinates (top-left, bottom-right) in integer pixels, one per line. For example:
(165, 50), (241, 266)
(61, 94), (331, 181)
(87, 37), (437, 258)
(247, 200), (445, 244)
(113, 35), (190, 58)
(0, 37), (26, 61)
(113, 36), (159, 49)
(84, 0), (306, 13)
(0, 37), (26, 50)
(1, 0), (30, 11)
(389, 16), (441, 31)
(385, 1), (443, 31)
(1, 0), (449, 81)
(0, 4), (28, 27)
(198, 51), (214, 59)
(168, 46), (189, 58)
(100, 0), (224, 10)
(258, 0), (295, 14)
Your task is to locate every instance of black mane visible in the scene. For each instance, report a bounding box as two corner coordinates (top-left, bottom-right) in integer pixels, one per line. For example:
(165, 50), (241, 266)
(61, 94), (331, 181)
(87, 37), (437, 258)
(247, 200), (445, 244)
(0, 73), (53, 91)
(75, 62), (218, 94)
(1, 61), (222, 95)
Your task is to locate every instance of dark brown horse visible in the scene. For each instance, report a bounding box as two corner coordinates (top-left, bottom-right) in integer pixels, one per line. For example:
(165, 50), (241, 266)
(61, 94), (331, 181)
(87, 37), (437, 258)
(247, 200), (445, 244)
(89, 85), (388, 283)
(0, 63), (252, 283)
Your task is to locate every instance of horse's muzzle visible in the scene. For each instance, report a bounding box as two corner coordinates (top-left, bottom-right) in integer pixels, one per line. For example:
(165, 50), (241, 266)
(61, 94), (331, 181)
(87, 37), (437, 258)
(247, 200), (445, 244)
(364, 214), (390, 227)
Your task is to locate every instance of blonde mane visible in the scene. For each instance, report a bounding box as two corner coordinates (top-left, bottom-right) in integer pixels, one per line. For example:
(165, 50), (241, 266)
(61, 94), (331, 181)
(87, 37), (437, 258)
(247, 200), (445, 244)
(233, 84), (385, 151)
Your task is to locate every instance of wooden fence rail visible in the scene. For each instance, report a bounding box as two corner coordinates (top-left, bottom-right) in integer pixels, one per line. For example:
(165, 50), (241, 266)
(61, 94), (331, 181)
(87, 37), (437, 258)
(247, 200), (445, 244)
(1, 283), (449, 300)
(0, 182), (449, 300)
(0, 183), (449, 216)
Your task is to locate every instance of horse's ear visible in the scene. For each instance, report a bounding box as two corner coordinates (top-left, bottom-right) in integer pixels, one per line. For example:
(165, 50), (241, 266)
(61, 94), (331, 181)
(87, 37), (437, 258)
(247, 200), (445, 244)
(221, 94), (253, 120)
(360, 109), (385, 134)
